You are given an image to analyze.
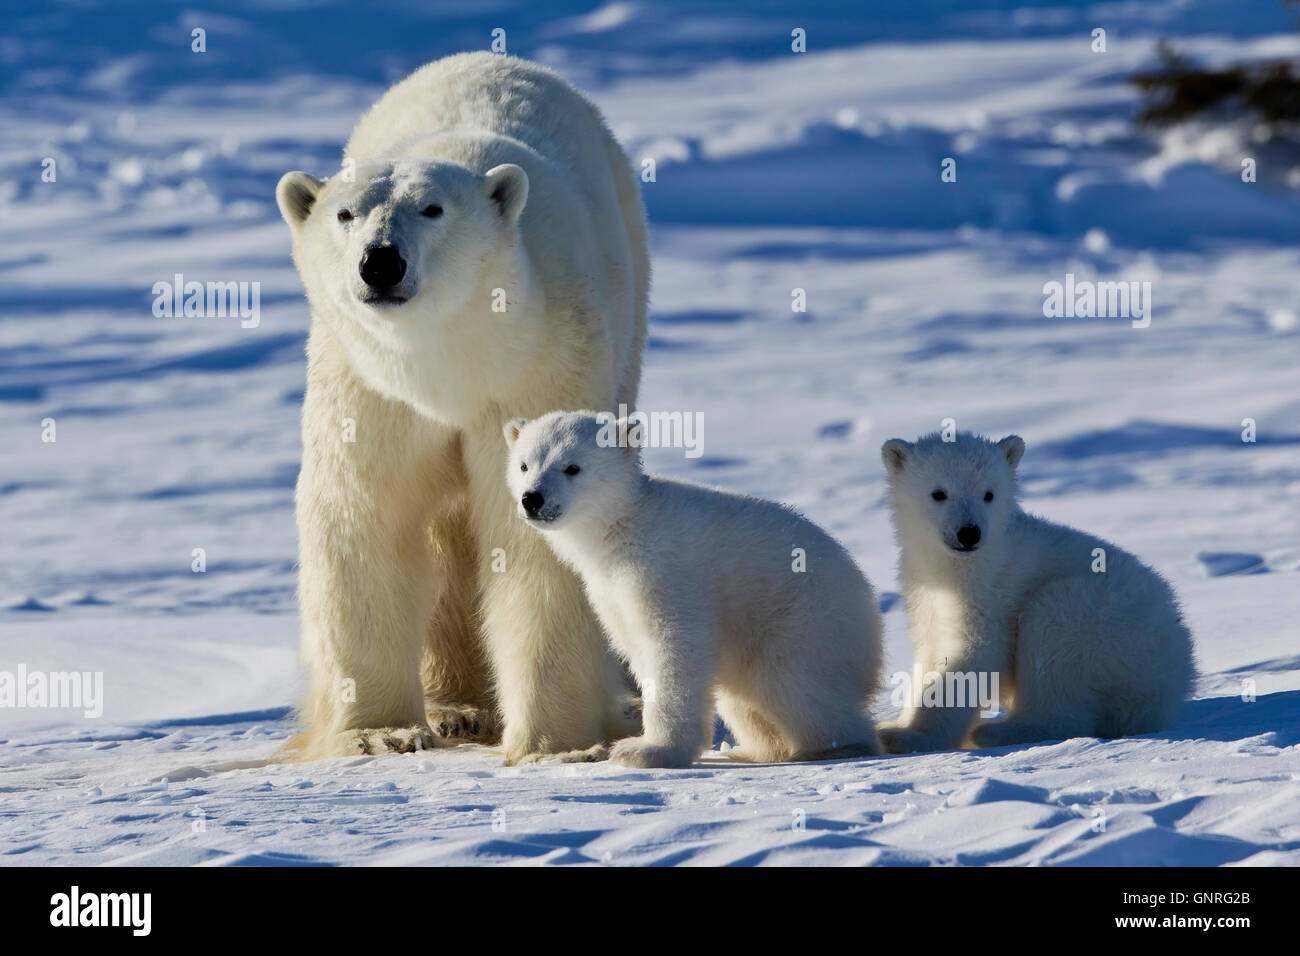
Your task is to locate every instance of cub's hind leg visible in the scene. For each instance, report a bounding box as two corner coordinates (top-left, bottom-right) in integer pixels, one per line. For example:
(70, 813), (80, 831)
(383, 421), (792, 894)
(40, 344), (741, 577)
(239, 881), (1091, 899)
(715, 691), (791, 763)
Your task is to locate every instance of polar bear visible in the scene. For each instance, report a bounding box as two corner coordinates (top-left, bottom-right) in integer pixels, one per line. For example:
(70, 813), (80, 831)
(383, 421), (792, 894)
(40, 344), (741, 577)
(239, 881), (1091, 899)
(274, 53), (648, 762)
(503, 411), (884, 768)
(878, 432), (1195, 753)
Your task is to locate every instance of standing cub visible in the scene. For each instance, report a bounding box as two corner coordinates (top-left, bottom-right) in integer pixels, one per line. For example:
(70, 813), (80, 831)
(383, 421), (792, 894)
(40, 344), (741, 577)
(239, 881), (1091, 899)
(879, 432), (1195, 753)
(504, 410), (884, 768)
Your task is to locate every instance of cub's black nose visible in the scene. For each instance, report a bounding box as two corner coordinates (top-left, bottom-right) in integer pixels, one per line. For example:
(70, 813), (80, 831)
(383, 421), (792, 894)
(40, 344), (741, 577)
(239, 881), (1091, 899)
(521, 491), (544, 516)
(359, 244), (406, 289)
(957, 525), (981, 548)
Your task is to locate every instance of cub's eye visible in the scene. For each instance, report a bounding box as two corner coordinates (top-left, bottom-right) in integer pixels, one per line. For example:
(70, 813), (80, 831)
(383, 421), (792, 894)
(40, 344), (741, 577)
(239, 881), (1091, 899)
(421, 204), (443, 218)
(520, 462), (528, 473)
(337, 209), (353, 223)
(984, 490), (994, 502)
(931, 489), (947, 502)
(564, 465), (581, 476)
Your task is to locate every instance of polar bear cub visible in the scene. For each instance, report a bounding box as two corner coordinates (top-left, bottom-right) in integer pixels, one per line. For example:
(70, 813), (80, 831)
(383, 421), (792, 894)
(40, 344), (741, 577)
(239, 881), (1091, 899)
(879, 432), (1195, 753)
(504, 410), (884, 768)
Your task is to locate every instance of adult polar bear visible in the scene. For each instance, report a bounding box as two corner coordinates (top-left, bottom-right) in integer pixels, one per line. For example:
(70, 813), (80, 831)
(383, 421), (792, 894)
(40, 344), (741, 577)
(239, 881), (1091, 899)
(275, 53), (648, 762)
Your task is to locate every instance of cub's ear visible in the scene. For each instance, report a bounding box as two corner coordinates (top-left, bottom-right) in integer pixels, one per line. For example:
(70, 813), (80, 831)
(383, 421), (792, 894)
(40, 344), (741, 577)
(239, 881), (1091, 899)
(276, 171), (323, 228)
(881, 439), (913, 475)
(503, 417), (529, 447)
(998, 435), (1026, 469)
(484, 164), (529, 223)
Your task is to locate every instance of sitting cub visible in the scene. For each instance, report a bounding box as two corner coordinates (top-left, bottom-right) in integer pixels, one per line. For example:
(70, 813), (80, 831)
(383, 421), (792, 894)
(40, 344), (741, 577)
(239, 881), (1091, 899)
(504, 410), (883, 768)
(879, 431), (1195, 753)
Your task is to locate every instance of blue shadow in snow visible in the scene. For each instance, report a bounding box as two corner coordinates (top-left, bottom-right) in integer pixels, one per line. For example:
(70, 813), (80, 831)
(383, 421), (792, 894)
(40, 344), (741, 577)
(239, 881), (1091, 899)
(1035, 420), (1300, 461)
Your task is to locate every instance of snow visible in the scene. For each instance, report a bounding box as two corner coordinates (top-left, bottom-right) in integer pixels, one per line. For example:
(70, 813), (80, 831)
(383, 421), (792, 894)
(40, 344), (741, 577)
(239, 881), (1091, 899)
(2, 0), (1299, 866)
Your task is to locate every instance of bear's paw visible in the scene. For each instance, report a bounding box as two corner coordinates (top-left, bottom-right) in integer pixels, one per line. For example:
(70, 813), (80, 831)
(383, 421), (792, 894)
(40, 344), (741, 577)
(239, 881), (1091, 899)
(424, 702), (501, 745)
(338, 725), (437, 756)
(609, 737), (695, 769)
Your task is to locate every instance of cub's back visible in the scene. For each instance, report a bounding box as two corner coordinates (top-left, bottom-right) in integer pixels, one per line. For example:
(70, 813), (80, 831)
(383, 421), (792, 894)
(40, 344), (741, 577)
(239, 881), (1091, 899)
(643, 476), (869, 601)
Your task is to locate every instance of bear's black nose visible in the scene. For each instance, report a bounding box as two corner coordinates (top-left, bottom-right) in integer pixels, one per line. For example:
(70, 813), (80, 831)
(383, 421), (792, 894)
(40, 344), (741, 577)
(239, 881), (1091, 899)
(521, 491), (544, 516)
(359, 244), (406, 289)
(957, 525), (981, 548)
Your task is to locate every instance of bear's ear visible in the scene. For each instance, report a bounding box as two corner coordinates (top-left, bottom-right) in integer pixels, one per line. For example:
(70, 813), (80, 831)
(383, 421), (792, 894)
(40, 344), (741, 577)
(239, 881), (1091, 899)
(998, 435), (1026, 470)
(881, 439), (913, 475)
(276, 171), (323, 229)
(484, 164), (529, 224)
(503, 417), (528, 447)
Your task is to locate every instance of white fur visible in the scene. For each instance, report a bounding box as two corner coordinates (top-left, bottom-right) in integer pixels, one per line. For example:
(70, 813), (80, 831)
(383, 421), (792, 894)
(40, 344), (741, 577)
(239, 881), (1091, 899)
(879, 432), (1196, 753)
(275, 53), (649, 762)
(504, 411), (884, 768)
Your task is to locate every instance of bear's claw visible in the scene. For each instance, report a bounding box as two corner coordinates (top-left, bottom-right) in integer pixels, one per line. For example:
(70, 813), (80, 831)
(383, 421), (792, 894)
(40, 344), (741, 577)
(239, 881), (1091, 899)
(340, 725), (436, 755)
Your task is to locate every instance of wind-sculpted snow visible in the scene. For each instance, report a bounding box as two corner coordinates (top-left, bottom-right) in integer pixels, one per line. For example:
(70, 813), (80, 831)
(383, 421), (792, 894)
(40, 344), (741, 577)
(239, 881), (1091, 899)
(2, 618), (1297, 865)
(2, 1), (1299, 865)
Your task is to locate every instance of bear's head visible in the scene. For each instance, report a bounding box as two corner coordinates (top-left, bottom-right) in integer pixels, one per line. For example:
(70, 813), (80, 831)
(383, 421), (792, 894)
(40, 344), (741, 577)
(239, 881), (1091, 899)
(503, 411), (643, 535)
(275, 158), (529, 398)
(881, 432), (1024, 560)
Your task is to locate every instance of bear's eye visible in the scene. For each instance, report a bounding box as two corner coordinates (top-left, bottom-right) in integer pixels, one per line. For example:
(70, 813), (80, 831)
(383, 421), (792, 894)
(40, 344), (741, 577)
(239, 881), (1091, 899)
(564, 465), (581, 476)
(984, 490), (994, 502)
(421, 204), (443, 218)
(520, 462), (528, 473)
(337, 209), (353, 223)
(931, 489), (947, 502)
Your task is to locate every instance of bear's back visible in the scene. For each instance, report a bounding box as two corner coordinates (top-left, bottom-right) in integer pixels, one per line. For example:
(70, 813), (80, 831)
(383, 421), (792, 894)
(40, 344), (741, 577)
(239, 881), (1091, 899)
(346, 53), (616, 178)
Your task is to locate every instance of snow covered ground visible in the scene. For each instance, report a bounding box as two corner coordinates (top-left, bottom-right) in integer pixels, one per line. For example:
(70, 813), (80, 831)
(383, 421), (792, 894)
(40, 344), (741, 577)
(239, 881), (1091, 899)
(2, 0), (1299, 866)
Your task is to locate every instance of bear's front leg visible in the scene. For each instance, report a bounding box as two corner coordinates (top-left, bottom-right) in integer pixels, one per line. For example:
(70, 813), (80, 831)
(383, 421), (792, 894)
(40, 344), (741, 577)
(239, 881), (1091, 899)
(421, 506), (502, 744)
(475, 523), (619, 763)
(287, 340), (467, 760)
(294, 469), (439, 759)
(465, 427), (626, 764)
(609, 618), (715, 770)
(879, 626), (1009, 754)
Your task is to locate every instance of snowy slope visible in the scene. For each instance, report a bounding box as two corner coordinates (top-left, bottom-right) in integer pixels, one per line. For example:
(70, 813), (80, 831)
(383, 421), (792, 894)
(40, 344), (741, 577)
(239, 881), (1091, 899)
(2, 1), (1299, 866)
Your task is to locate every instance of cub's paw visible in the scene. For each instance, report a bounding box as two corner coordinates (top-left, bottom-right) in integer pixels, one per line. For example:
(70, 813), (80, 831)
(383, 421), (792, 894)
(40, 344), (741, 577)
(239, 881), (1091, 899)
(508, 744), (612, 765)
(559, 743), (611, 763)
(425, 703), (500, 745)
(338, 725), (436, 756)
(878, 725), (944, 755)
(610, 737), (695, 769)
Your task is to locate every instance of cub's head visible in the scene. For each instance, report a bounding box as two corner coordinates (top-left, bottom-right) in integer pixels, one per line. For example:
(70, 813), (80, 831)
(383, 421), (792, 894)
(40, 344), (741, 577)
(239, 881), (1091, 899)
(503, 411), (643, 533)
(275, 159), (528, 344)
(881, 432), (1025, 559)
